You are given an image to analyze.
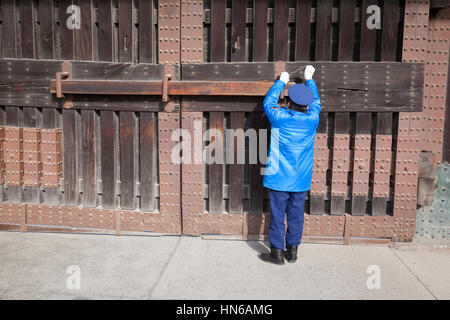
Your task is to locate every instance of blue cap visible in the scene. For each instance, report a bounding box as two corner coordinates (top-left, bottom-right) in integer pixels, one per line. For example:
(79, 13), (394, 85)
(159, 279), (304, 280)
(287, 84), (314, 106)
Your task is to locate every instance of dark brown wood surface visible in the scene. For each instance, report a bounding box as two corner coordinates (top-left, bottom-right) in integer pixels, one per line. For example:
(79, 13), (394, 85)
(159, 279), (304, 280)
(98, 0), (113, 62)
(249, 110), (266, 214)
(100, 111), (116, 209)
(1, 0), (18, 58)
(0, 59), (423, 112)
(98, 0), (116, 210)
(59, 0), (75, 60)
(273, 0), (289, 61)
(81, 110), (97, 207)
(62, 109), (78, 205)
(315, 0), (333, 61)
(231, 0), (247, 62)
(208, 112), (224, 213)
(381, 0), (400, 62)
(228, 112), (245, 213)
(118, 3), (136, 210)
(20, 0), (35, 59)
(20, 0), (40, 203)
(360, 0), (378, 61)
(60, 0), (78, 205)
(139, 112), (157, 211)
(338, 0), (356, 61)
(139, 0), (154, 63)
(119, 112), (136, 209)
(211, 0), (226, 62)
(39, 0), (60, 204)
(39, 0), (54, 59)
(253, 0), (268, 62)
(295, 0), (312, 61)
(119, 0), (133, 63)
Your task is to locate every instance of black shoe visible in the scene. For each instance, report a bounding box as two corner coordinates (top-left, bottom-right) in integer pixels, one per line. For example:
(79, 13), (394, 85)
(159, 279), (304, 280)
(258, 248), (285, 265)
(285, 246), (298, 263)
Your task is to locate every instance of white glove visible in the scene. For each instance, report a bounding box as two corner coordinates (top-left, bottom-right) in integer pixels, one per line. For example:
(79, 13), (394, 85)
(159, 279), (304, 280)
(304, 65), (315, 80)
(279, 72), (289, 85)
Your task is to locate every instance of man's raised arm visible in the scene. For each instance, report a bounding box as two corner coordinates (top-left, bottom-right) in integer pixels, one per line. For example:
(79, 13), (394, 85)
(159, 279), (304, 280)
(263, 72), (290, 124)
(304, 65), (321, 118)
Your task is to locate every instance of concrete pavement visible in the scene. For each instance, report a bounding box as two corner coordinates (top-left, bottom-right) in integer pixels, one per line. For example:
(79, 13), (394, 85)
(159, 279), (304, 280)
(0, 231), (449, 300)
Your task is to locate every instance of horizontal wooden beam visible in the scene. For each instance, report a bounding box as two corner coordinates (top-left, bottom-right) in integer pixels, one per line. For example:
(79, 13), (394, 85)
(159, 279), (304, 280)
(0, 59), (424, 112)
(50, 80), (275, 96)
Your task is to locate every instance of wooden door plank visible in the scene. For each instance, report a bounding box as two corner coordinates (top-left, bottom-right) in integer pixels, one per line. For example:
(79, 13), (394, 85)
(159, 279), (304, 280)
(117, 0), (135, 210)
(119, 0), (133, 63)
(98, 0), (113, 62)
(97, 0), (116, 209)
(59, 0), (74, 60)
(62, 109), (78, 205)
(20, 0), (35, 59)
(140, 112), (157, 211)
(231, 0), (247, 62)
(77, 0), (96, 208)
(380, 0), (400, 62)
(229, 1), (246, 213)
(20, 0), (39, 203)
(209, 0), (226, 213)
(273, 0), (289, 61)
(211, 0), (226, 62)
(39, 0), (54, 59)
(249, 110), (266, 214)
(228, 112), (245, 213)
(39, 1), (59, 204)
(315, 0), (333, 61)
(360, 0), (378, 61)
(253, 0), (268, 62)
(295, 0), (312, 61)
(119, 112), (136, 210)
(338, 0), (356, 61)
(2, 0), (18, 58)
(139, 0), (154, 63)
(60, 0), (78, 205)
(81, 110), (97, 207)
(208, 112), (224, 213)
(76, 0), (93, 61)
(60, 0), (77, 205)
(100, 111), (116, 208)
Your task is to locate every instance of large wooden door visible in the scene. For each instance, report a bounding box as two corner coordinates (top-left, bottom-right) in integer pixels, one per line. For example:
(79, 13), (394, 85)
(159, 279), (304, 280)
(0, 0), (446, 243)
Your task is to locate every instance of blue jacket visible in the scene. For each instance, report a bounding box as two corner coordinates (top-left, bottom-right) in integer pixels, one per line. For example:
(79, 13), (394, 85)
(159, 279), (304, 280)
(262, 79), (321, 192)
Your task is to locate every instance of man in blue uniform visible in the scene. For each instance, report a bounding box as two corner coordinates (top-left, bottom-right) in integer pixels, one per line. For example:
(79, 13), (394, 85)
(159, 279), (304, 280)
(259, 65), (321, 265)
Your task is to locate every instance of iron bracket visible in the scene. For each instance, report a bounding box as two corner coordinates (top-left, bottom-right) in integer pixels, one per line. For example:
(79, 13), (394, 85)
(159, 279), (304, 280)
(55, 61), (73, 109)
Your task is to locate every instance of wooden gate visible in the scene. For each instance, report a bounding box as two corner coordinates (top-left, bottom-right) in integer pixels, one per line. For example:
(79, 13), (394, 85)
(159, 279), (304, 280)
(0, 0), (448, 243)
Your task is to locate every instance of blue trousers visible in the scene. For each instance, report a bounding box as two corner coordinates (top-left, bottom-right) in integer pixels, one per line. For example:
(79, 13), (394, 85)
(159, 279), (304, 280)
(268, 189), (307, 250)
